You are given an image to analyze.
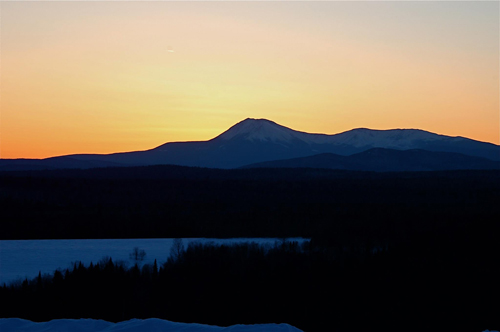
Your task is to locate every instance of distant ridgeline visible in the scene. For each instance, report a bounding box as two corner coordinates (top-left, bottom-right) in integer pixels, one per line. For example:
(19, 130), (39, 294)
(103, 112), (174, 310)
(1, 118), (500, 171)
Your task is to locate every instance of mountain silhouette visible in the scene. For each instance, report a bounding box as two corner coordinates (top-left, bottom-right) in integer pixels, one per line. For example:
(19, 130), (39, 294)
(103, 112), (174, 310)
(1, 118), (499, 171)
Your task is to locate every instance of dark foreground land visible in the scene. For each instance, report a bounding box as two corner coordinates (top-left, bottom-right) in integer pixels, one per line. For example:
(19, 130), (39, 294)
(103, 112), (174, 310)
(1, 166), (499, 331)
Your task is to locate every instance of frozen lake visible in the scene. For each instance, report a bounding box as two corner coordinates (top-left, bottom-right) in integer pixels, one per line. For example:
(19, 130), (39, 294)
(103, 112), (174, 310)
(0, 238), (307, 285)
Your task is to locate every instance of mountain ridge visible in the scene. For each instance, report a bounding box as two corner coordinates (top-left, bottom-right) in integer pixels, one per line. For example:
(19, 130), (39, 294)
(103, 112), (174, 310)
(1, 118), (499, 171)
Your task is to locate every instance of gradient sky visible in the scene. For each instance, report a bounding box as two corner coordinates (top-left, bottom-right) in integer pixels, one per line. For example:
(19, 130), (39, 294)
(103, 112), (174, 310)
(1, 1), (498, 159)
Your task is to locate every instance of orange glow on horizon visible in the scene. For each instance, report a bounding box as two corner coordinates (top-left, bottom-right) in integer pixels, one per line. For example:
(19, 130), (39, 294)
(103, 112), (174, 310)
(1, 1), (498, 159)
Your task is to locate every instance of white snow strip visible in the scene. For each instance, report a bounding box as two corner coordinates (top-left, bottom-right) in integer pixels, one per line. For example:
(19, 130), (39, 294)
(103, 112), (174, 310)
(0, 318), (303, 332)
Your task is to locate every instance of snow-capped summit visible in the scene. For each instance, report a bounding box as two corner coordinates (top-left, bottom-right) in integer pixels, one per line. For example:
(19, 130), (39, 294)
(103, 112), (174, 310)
(214, 118), (331, 144)
(215, 118), (295, 142)
(330, 127), (465, 150)
(214, 119), (471, 150)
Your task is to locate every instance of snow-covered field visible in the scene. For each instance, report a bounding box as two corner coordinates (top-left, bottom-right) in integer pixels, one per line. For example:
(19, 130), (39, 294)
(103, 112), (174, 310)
(0, 238), (307, 285)
(1, 318), (497, 332)
(0, 318), (303, 332)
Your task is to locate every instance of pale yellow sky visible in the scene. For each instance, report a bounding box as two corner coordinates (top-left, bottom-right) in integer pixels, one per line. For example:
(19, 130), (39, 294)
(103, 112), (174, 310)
(1, 1), (498, 158)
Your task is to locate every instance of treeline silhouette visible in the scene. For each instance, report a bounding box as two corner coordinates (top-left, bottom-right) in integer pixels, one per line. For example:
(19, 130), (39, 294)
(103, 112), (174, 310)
(1, 239), (498, 332)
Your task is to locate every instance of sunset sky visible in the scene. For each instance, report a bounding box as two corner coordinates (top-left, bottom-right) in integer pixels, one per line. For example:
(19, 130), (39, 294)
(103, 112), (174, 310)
(1, 1), (498, 159)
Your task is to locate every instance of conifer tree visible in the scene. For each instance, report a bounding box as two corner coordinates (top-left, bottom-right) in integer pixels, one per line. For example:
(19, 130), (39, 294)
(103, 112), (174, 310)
(36, 271), (42, 291)
(152, 259), (158, 278)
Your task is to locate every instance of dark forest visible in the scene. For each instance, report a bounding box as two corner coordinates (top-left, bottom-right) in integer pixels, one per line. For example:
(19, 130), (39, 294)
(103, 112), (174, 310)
(1, 166), (499, 331)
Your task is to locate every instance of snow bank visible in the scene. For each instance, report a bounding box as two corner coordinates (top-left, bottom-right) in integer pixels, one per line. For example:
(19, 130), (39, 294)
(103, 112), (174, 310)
(0, 318), (303, 332)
